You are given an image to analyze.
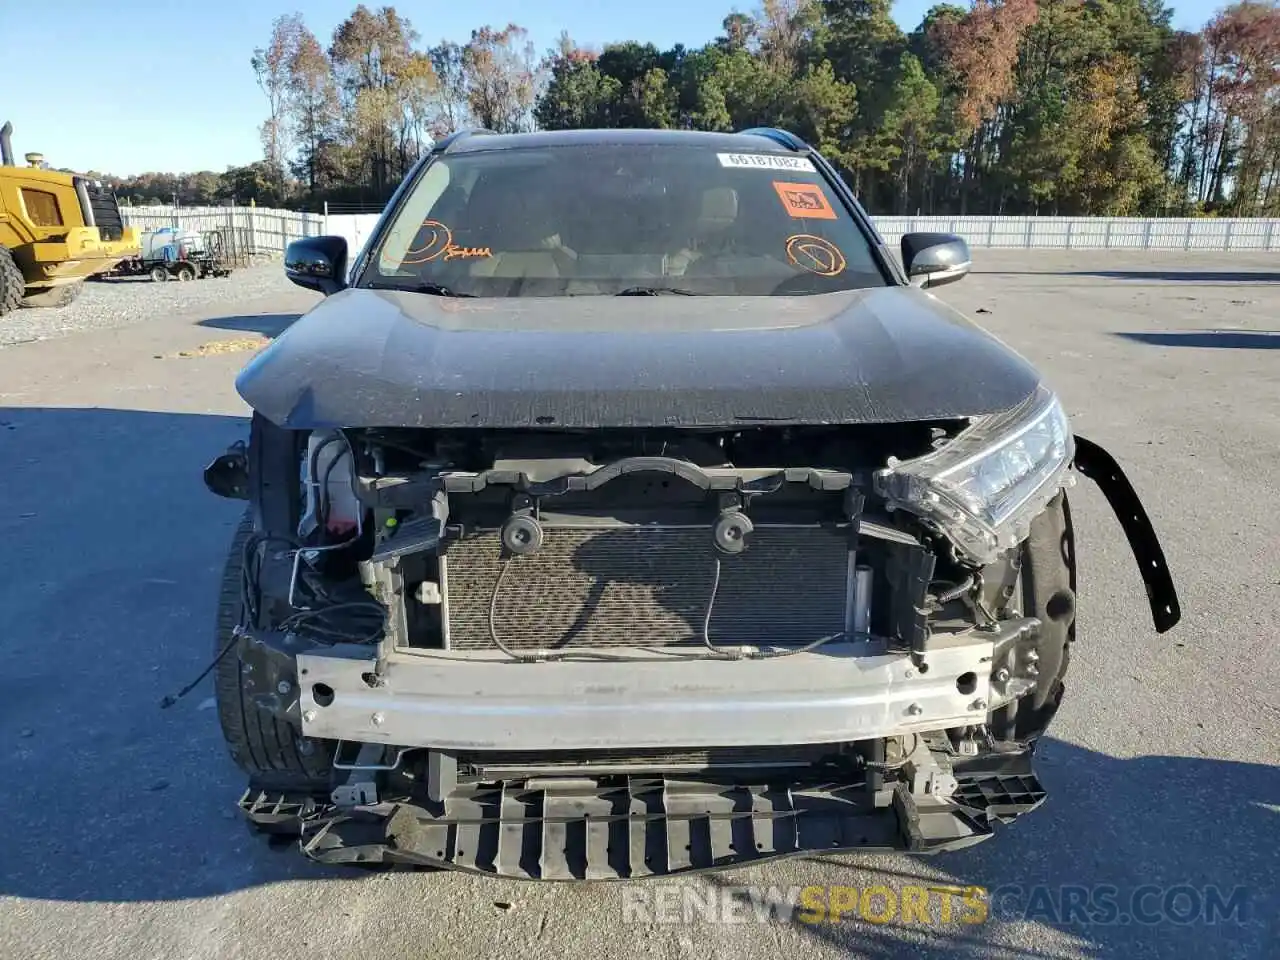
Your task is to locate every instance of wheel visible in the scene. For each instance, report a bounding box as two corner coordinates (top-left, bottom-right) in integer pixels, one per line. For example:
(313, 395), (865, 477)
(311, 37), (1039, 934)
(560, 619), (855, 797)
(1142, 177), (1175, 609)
(176, 263), (196, 282)
(989, 491), (1076, 743)
(0, 247), (24, 317)
(214, 513), (333, 791)
(150, 265), (169, 282)
(21, 280), (83, 309)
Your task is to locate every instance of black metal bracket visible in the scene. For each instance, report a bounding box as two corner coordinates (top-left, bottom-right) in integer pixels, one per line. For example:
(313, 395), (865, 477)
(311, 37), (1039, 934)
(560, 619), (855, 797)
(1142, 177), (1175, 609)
(886, 544), (937, 653)
(437, 460), (855, 497)
(236, 628), (321, 727)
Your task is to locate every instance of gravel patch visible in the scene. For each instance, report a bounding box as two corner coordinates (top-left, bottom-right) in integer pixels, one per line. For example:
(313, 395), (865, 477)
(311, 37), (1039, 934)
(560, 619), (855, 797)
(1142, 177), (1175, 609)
(0, 265), (296, 348)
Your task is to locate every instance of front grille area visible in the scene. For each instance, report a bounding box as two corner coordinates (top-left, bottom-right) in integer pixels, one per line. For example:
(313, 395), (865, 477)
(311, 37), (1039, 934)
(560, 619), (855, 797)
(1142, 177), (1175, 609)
(442, 524), (850, 650)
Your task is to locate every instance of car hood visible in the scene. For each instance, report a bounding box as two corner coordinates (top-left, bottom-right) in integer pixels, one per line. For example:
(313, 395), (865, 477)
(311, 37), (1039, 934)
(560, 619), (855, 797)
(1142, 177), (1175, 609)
(235, 286), (1041, 429)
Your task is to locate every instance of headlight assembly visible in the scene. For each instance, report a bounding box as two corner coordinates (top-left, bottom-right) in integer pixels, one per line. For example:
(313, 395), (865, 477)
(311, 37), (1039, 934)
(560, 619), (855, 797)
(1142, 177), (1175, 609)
(874, 385), (1075, 565)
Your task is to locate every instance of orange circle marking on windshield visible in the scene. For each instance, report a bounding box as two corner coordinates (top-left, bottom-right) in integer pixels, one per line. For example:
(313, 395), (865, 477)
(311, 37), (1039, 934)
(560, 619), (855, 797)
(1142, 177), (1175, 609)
(786, 234), (846, 277)
(402, 219), (454, 264)
(772, 181), (838, 220)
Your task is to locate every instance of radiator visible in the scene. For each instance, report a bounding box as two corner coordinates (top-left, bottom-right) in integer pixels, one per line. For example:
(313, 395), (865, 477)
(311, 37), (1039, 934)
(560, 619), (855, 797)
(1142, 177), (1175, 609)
(441, 524), (851, 650)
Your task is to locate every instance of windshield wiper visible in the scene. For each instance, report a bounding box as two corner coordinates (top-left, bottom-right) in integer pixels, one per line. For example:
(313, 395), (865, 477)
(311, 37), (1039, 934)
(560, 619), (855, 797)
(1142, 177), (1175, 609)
(368, 281), (476, 298)
(615, 286), (699, 296)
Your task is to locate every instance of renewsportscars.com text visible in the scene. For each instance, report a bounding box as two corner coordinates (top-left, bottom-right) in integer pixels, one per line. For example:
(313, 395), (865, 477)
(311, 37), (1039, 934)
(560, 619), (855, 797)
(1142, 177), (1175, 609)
(620, 883), (1250, 927)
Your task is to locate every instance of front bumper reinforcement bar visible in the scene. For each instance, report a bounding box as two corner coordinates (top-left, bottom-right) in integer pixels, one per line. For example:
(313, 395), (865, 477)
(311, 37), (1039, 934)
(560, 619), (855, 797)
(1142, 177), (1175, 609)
(296, 637), (997, 752)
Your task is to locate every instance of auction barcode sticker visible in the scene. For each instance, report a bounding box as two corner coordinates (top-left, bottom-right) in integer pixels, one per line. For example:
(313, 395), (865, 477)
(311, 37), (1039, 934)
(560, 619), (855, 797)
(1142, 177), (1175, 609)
(717, 153), (817, 172)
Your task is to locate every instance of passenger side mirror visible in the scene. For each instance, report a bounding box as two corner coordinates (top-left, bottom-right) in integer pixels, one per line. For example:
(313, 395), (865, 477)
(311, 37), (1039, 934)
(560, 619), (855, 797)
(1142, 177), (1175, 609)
(285, 236), (349, 295)
(900, 233), (971, 289)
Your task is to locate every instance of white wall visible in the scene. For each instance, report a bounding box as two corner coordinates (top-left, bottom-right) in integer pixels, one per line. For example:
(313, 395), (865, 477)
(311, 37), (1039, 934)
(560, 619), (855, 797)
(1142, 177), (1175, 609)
(874, 216), (1280, 251)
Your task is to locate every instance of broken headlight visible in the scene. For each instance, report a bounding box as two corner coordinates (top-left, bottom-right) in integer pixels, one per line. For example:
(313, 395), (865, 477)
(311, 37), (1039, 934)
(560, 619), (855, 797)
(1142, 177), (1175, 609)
(875, 385), (1074, 565)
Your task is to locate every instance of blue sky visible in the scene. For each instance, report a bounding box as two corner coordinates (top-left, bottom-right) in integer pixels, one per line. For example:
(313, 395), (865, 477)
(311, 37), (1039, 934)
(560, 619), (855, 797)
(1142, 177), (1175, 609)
(0, 0), (1226, 176)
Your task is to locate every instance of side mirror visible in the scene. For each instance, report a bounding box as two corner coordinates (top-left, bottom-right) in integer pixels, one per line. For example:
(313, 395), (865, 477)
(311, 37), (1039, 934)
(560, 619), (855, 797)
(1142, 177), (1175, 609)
(285, 236), (349, 295)
(204, 441), (249, 500)
(900, 233), (971, 289)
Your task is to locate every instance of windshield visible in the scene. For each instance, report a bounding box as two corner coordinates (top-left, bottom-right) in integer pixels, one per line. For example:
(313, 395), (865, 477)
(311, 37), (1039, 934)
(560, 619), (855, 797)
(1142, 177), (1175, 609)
(363, 143), (890, 297)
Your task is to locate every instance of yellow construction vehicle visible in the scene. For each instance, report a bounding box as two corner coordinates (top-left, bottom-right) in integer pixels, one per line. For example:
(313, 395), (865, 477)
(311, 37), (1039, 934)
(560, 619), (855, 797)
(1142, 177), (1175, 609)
(0, 120), (140, 315)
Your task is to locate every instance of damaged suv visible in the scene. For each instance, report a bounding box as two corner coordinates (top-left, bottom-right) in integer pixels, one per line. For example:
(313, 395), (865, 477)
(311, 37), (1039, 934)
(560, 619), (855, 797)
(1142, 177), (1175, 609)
(203, 127), (1180, 877)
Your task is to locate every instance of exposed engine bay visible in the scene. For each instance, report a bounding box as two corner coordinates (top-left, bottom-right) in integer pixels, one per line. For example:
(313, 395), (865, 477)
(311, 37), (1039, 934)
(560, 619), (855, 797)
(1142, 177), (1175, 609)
(202, 409), (1172, 877)
(282, 420), (983, 660)
(251, 417), (1058, 671)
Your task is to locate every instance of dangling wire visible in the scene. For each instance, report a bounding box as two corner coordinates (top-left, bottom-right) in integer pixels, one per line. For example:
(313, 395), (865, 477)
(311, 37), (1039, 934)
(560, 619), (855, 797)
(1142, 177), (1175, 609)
(484, 552), (853, 664)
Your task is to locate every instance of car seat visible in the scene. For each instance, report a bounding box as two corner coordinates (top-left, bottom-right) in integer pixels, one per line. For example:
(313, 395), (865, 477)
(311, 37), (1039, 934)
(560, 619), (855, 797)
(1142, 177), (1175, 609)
(668, 186), (738, 275)
(462, 177), (577, 280)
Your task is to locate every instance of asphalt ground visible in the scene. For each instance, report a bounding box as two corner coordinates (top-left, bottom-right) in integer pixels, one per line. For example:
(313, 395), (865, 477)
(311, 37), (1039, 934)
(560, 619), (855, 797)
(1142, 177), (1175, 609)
(0, 250), (1276, 959)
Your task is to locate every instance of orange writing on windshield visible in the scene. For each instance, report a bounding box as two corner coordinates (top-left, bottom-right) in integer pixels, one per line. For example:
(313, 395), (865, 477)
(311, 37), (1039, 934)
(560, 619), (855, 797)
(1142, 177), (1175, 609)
(772, 182), (838, 220)
(401, 219), (492, 265)
(443, 244), (491, 260)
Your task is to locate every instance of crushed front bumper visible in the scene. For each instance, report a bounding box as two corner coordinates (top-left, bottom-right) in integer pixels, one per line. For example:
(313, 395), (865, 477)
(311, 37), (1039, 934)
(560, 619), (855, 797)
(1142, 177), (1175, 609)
(240, 748), (1046, 878)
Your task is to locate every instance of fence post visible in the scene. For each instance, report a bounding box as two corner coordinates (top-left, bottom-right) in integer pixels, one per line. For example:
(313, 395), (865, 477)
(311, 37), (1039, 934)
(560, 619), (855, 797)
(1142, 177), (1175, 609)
(987, 220), (994, 247)
(324, 200), (330, 237)
(281, 214), (288, 256)
(1104, 220), (1112, 249)
(1224, 219), (1234, 251)
(1024, 219), (1033, 249)
(248, 200), (258, 254)
(1066, 221), (1074, 249)
(1267, 220), (1276, 251)
(1184, 220), (1192, 250)
(1143, 220), (1153, 250)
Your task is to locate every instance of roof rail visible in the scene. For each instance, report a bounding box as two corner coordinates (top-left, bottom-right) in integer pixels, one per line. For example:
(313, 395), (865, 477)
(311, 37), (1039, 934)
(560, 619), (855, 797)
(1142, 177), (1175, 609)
(737, 127), (808, 151)
(433, 128), (500, 153)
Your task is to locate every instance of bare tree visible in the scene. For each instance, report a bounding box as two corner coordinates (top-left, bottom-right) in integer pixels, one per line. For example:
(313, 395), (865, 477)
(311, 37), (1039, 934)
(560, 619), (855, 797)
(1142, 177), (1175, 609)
(252, 13), (306, 195)
(287, 25), (341, 194)
(464, 24), (544, 133)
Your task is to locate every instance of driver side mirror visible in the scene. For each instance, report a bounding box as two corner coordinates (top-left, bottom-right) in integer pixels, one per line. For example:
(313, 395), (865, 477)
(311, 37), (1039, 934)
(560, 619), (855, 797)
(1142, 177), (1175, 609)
(203, 441), (249, 500)
(900, 233), (971, 289)
(285, 236), (349, 296)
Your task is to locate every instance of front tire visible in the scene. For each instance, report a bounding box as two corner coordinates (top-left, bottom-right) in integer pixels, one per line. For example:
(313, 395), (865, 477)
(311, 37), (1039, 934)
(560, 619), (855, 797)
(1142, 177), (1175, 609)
(0, 247), (24, 317)
(21, 280), (83, 309)
(214, 514), (332, 791)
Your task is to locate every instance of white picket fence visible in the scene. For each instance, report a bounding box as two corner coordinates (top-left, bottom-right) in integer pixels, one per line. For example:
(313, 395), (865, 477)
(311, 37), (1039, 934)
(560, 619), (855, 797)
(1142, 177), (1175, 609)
(122, 205), (1280, 254)
(873, 215), (1280, 251)
(120, 205), (380, 258)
